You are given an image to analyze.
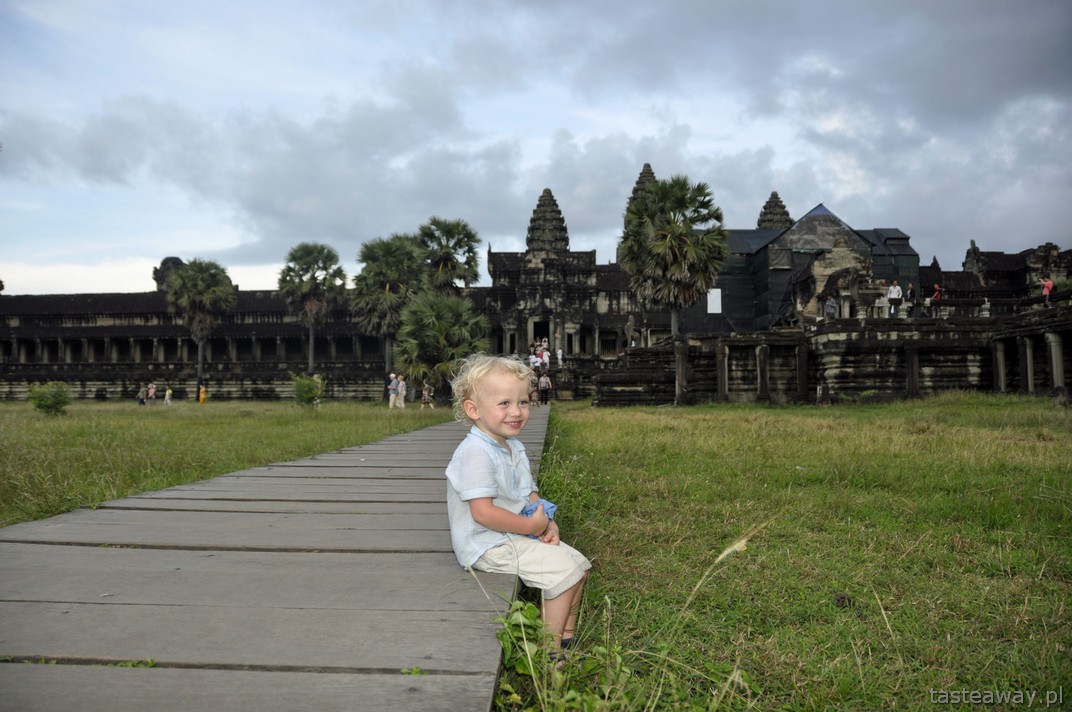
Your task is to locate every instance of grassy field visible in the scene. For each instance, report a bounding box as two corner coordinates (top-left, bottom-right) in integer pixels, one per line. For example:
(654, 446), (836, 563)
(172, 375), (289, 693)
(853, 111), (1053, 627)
(523, 392), (1071, 709)
(0, 399), (453, 527)
(2, 392), (1069, 708)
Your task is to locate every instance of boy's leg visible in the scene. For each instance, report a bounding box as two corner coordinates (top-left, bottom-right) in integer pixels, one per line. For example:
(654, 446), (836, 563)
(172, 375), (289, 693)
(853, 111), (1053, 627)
(542, 573), (586, 647)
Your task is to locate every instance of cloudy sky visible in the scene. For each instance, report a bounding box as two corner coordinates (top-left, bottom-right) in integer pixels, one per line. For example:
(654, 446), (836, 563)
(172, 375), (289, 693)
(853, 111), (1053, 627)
(2, 0), (1070, 295)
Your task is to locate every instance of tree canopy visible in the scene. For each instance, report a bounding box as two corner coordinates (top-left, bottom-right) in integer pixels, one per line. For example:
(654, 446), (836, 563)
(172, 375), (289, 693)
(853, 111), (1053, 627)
(165, 258), (237, 384)
(278, 242), (347, 374)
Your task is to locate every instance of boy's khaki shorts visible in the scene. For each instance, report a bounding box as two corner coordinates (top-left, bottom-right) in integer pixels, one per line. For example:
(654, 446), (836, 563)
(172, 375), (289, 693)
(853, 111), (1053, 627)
(475, 537), (591, 599)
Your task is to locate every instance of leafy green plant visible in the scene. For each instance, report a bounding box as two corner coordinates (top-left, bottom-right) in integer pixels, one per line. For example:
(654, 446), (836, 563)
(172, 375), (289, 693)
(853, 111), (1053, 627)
(28, 381), (72, 416)
(291, 373), (324, 407)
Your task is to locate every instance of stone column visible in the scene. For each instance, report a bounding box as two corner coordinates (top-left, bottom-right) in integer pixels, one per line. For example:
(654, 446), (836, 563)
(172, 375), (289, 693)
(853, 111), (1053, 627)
(1044, 332), (1065, 392)
(717, 342), (729, 402)
(755, 343), (770, 402)
(795, 344), (809, 402)
(905, 345), (920, 398)
(992, 341), (1007, 393)
(1017, 336), (1035, 395)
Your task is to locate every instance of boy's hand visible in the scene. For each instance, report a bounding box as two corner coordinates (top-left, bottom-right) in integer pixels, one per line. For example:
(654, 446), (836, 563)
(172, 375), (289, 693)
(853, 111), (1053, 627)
(538, 519), (560, 545)
(527, 503), (550, 536)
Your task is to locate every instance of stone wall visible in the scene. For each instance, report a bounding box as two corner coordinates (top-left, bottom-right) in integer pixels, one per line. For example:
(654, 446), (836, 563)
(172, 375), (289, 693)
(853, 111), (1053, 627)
(594, 305), (1072, 406)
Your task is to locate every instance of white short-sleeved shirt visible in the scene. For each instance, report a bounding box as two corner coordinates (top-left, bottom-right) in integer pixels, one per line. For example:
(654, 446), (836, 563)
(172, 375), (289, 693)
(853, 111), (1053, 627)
(445, 426), (534, 568)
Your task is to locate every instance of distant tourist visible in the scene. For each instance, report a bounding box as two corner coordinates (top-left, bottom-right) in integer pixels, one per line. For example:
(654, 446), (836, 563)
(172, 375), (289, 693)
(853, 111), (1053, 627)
(421, 380), (434, 410)
(1040, 275), (1054, 304)
(930, 283), (942, 317)
(395, 375), (407, 408)
(136, 383), (147, 406)
(538, 372), (552, 406)
(147, 382), (156, 405)
(164, 385), (173, 406)
(445, 353), (589, 654)
(387, 373), (398, 409)
(198, 383), (207, 404)
(528, 366), (540, 407)
(556, 347), (563, 368)
(905, 282), (916, 317)
(825, 295), (837, 320)
(887, 279), (902, 317)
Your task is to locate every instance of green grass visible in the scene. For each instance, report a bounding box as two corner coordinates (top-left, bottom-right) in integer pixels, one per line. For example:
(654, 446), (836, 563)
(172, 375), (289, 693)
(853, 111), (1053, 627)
(0, 399), (453, 527)
(2, 392), (1069, 708)
(518, 392), (1071, 709)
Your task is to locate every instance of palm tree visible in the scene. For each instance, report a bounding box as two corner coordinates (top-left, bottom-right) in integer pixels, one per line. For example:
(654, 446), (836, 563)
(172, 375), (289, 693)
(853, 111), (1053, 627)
(393, 292), (490, 395)
(278, 242), (347, 375)
(620, 175), (728, 405)
(416, 217), (480, 295)
(165, 259), (238, 386)
(350, 234), (426, 378)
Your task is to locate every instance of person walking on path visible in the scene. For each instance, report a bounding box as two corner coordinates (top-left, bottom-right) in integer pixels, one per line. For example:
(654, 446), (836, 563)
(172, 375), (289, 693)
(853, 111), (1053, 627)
(387, 373), (398, 409)
(395, 375), (407, 409)
(445, 354), (589, 653)
(421, 380), (435, 409)
(538, 372), (552, 406)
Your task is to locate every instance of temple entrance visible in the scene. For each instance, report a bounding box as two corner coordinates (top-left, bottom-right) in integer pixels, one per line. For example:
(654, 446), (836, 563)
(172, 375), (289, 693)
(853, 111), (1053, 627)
(531, 319), (550, 347)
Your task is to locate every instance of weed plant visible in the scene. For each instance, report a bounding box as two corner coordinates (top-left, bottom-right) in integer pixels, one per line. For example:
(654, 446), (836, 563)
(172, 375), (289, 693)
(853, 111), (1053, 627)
(508, 392), (1071, 709)
(0, 399), (452, 527)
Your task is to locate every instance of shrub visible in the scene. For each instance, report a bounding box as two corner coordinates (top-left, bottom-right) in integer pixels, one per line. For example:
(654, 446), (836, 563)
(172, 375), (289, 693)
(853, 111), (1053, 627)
(291, 373), (324, 407)
(28, 381), (72, 416)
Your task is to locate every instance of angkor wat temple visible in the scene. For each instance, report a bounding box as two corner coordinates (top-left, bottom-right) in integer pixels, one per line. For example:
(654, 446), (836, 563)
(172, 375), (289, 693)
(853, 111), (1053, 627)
(2, 164), (1070, 404)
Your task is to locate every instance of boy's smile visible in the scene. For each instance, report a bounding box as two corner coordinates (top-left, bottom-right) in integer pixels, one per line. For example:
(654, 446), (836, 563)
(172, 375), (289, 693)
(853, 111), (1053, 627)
(463, 370), (531, 447)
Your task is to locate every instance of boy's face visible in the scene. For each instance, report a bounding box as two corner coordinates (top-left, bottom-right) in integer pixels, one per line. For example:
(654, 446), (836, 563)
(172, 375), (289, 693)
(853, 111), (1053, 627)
(463, 370), (530, 447)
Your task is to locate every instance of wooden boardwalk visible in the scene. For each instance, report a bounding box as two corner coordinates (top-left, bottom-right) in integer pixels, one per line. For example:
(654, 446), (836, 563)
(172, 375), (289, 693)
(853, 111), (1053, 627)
(0, 407), (550, 712)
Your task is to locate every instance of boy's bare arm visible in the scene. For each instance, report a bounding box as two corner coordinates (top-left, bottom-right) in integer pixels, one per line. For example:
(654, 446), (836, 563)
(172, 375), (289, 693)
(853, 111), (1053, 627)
(469, 497), (549, 536)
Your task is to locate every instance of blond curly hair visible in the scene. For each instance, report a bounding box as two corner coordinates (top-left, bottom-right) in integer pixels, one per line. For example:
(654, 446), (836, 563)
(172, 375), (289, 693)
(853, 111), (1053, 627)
(449, 353), (530, 422)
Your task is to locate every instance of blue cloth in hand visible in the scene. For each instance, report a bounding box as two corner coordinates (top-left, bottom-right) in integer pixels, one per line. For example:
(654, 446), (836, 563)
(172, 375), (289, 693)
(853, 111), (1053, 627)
(520, 498), (557, 538)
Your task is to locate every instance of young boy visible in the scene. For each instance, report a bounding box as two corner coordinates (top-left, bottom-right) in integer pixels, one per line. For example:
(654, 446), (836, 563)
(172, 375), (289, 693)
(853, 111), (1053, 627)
(445, 353), (590, 651)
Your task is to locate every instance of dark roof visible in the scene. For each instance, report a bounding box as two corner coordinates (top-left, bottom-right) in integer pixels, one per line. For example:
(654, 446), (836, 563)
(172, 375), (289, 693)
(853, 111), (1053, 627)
(725, 229), (783, 255)
(858, 229), (918, 257)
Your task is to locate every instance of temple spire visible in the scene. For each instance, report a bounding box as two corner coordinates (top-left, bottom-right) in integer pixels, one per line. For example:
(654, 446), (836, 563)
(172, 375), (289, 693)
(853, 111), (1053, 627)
(526, 188), (570, 252)
(626, 162), (657, 213)
(757, 191), (793, 230)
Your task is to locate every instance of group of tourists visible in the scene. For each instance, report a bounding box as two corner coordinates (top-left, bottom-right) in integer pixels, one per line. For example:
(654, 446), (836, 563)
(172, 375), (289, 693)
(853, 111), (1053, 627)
(885, 281), (943, 318)
(386, 373), (436, 409)
(135, 382), (173, 406)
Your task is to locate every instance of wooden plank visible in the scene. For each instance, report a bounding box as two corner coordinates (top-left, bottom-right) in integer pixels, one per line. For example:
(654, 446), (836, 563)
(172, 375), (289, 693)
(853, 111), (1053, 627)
(0, 509), (454, 552)
(144, 477), (447, 493)
(0, 544), (516, 612)
(0, 666), (498, 712)
(0, 601), (505, 673)
(99, 499), (445, 514)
